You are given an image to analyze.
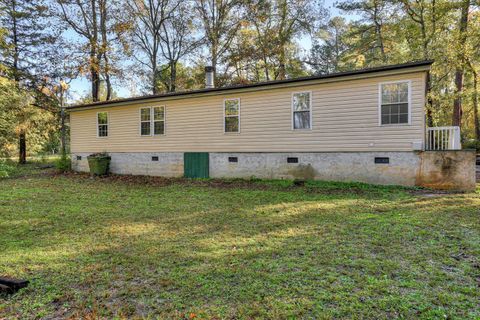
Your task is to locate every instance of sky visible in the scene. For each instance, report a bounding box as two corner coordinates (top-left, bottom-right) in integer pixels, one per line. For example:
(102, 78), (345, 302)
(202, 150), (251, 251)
(67, 0), (357, 102)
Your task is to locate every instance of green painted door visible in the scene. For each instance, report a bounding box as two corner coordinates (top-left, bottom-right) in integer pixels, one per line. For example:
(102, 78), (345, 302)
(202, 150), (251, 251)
(184, 152), (209, 178)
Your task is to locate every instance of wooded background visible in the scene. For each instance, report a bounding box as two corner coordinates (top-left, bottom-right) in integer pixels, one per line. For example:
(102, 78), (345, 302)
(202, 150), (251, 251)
(1, 0), (479, 163)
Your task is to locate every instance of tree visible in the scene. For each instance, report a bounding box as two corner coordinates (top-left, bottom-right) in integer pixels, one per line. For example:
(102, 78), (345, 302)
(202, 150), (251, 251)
(223, 25), (260, 82)
(308, 17), (351, 74)
(337, 0), (396, 65)
(468, 61), (479, 141)
(56, 0), (125, 101)
(243, 0), (325, 80)
(126, 0), (177, 94)
(159, 0), (203, 92)
(0, 76), (23, 157)
(194, 0), (243, 86)
(397, 0), (439, 60)
(395, 0), (453, 127)
(272, 0), (325, 79)
(452, 0), (470, 128)
(466, 7), (480, 141)
(0, 74), (58, 159)
(156, 62), (204, 92)
(0, 0), (58, 163)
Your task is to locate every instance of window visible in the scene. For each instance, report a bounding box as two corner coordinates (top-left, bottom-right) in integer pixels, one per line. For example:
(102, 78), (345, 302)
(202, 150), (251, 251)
(153, 106), (165, 135)
(380, 81), (410, 125)
(97, 112), (108, 137)
(140, 107), (151, 136)
(292, 92), (311, 130)
(140, 106), (166, 136)
(224, 98), (240, 133)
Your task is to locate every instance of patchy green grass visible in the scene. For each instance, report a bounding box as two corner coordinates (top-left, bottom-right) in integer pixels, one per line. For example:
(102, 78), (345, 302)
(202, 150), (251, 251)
(0, 156), (59, 178)
(0, 168), (479, 319)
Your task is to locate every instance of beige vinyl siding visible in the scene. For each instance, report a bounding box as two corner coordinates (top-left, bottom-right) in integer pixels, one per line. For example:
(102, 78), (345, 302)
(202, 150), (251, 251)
(70, 71), (426, 153)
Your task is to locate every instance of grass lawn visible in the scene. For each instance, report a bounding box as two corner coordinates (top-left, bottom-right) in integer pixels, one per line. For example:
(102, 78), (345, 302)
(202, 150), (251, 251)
(0, 163), (479, 319)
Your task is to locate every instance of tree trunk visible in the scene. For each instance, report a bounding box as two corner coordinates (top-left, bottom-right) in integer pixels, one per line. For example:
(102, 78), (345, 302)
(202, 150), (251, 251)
(263, 54), (270, 81)
(152, 62), (158, 95)
(18, 130), (26, 164)
(452, 0), (469, 128)
(452, 71), (464, 127)
(152, 39), (158, 95)
(277, 0), (287, 80)
(60, 86), (67, 155)
(12, 0), (26, 164)
(90, 46), (100, 102)
(373, 1), (386, 62)
(426, 72), (433, 127)
(104, 71), (112, 100)
(211, 43), (218, 87)
(334, 26), (340, 71)
(91, 0), (100, 101)
(100, 0), (111, 100)
(473, 71), (480, 141)
(169, 61), (177, 92)
(278, 48), (286, 80)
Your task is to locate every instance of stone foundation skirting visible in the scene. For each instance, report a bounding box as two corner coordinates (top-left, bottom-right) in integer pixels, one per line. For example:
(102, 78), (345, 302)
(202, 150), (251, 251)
(71, 151), (477, 191)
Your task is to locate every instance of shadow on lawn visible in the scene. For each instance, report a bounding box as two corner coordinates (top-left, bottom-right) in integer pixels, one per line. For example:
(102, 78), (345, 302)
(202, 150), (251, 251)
(38, 195), (480, 318)
(1, 174), (478, 261)
(1, 174), (479, 318)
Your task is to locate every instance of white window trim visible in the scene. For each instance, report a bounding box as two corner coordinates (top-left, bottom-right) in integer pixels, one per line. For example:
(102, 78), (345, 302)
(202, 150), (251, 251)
(96, 111), (109, 138)
(291, 91), (313, 131)
(223, 98), (241, 134)
(139, 106), (166, 136)
(378, 80), (412, 126)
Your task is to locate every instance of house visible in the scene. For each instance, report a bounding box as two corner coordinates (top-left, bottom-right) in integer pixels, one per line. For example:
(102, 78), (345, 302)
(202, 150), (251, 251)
(68, 61), (476, 190)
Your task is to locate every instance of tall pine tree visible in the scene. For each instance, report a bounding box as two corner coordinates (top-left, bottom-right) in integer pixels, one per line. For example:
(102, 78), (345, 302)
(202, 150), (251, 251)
(0, 0), (57, 163)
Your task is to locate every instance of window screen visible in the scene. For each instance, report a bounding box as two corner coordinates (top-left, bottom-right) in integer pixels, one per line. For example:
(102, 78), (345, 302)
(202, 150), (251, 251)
(153, 106), (165, 135)
(140, 106), (166, 136)
(97, 112), (108, 137)
(140, 107), (151, 136)
(380, 82), (409, 125)
(293, 92), (311, 129)
(224, 99), (240, 133)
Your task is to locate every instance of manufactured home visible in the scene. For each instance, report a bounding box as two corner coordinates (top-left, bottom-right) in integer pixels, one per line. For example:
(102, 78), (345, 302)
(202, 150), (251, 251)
(68, 61), (476, 190)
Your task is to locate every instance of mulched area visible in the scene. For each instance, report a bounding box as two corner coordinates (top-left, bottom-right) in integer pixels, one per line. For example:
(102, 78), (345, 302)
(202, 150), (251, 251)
(9, 167), (473, 196)
(54, 172), (392, 196)
(61, 171), (273, 189)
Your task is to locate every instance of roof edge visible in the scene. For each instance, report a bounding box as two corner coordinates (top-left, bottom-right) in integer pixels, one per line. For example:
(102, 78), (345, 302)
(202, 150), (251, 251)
(68, 60), (433, 110)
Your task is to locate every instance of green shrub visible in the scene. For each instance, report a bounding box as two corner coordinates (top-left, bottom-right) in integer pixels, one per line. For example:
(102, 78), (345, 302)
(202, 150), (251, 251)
(463, 139), (480, 151)
(0, 160), (15, 178)
(55, 154), (71, 172)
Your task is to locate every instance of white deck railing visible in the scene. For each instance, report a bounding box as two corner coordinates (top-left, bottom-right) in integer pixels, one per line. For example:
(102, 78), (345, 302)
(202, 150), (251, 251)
(426, 126), (461, 150)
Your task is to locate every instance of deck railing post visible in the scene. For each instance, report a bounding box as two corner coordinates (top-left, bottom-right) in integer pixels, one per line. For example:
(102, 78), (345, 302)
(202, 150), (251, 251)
(426, 126), (461, 150)
(452, 126), (461, 150)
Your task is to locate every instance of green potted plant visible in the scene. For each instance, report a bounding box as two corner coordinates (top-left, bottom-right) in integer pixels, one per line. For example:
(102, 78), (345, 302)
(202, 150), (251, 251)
(87, 152), (111, 176)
